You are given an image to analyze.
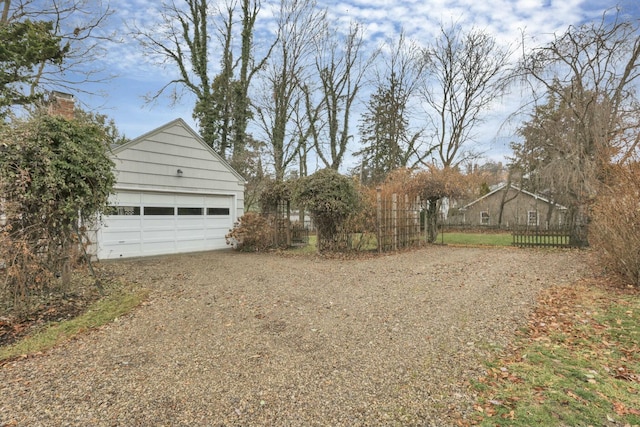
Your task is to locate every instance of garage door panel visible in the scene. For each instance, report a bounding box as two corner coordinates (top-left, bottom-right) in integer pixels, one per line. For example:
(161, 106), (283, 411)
(143, 231), (176, 243)
(143, 218), (176, 231)
(176, 194), (205, 206)
(101, 243), (143, 259)
(177, 234), (207, 245)
(136, 248), (172, 258)
(143, 240), (176, 252)
(101, 224), (142, 238)
(206, 216), (230, 226)
(176, 228), (208, 236)
(100, 232), (142, 246)
(98, 192), (234, 259)
(205, 222), (231, 232)
(175, 241), (207, 252)
(98, 216), (142, 257)
(141, 239), (176, 251)
(143, 222), (176, 232)
(177, 233), (207, 242)
(204, 229), (231, 244)
(142, 193), (175, 205)
(176, 217), (205, 229)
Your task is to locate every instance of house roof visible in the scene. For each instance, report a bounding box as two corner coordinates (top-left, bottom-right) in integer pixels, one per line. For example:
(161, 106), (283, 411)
(112, 118), (246, 183)
(461, 183), (567, 210)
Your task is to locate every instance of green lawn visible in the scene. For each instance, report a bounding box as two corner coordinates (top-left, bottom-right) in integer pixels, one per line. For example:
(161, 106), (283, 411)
(436, 232), (513, 246)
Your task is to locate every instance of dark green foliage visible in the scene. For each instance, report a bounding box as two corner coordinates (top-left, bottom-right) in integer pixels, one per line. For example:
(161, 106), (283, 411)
(74, 109), (129, 146)
(356, 73), (418, 184)
(0, 19), (68, 116)
(0, 113), (116, 316)
(1, 114), (115, 225)
(259, 179), (293, 214)
(293, 168), (359, 251)
(479, 182), (490, 196)
(137, 0), (259, 176)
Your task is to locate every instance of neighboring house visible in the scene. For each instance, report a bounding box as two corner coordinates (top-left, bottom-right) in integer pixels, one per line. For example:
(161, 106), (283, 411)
(93, 119), (245, 260)
(449, 183), (567, 228)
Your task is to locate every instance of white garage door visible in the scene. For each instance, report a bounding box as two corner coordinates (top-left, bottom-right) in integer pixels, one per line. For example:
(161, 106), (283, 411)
(97, 191), (234, 259)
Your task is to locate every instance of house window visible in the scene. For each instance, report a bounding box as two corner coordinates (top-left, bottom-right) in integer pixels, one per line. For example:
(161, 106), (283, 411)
(480, 211), (490, 225)
(528, 210), (538, 226)
(207, 208), (230, 216)
(178, 207), (203, 215)
(144, 206), (175, 215)
(113, 206), (140, 216)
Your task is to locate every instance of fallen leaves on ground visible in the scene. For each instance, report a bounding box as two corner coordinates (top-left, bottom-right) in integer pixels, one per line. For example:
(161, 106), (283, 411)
(468, 274), (640, 426)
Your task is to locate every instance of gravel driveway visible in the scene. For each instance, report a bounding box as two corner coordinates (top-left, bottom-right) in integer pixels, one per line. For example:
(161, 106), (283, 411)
(0, 246), (589, 426)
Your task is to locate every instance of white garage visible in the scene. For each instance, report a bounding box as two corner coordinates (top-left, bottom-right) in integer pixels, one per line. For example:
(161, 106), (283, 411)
(94, 119), (245, 260)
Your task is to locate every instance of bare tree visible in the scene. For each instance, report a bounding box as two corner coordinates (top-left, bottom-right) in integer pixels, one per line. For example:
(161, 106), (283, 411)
(131, 0), (270, 161)
(420, 24), (513, 168)
(209, 0), (273, 165)
(310, 21), (374, 171)
(517, 9), (640, 244)
(208, 1), (235, 158)
(521, 10), (640, 166)
(254, 0), (325, 181)
(233, 0), (271, 163)
(132, 0), (215, 141)
(295, 82), (323, 178)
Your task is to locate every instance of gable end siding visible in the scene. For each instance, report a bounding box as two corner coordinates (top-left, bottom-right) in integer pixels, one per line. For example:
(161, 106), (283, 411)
(455, 186), (564, 227)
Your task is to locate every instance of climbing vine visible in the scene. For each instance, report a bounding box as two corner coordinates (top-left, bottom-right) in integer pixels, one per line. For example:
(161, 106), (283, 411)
(0, 113), (115, 317)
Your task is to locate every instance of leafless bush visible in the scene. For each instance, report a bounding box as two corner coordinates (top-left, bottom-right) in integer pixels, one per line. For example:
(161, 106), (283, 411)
(590, 165), (640, 287)
(0, 220), (79, 318)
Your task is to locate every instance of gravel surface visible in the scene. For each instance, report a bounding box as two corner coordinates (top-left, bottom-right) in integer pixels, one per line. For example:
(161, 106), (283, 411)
(0, 246), (589, 426)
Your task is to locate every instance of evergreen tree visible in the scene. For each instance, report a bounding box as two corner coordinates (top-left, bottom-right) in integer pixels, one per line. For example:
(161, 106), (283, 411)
(0, 19), (67, 116)
(356, 73), (419, 184)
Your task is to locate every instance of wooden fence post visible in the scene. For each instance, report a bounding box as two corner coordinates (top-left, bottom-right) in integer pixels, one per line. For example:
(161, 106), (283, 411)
(392, 193), (398, 251)
(415, 196), (421, 244)
(376, 187), (382, 254)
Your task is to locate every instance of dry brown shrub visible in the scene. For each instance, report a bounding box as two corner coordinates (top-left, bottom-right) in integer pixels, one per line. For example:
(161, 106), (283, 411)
(590, 163), (640, 287)
(0, 229), (56, 319)
(225, 212), (278, 252)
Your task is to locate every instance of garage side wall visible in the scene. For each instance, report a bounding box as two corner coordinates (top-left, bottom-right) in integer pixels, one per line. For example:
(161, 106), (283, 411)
(112, 120), (245, 202)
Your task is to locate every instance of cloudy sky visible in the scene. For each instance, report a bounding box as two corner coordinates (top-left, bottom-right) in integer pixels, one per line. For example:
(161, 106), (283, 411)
(76, 0), (639, 168)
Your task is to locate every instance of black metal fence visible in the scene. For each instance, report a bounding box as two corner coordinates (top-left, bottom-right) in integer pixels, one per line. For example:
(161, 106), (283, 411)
(290, 223), (309, 246)
(511, 226), (572, 248)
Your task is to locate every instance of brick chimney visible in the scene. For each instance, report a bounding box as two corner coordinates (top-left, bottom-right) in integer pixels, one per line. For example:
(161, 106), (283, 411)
(48, 91), (75, 119)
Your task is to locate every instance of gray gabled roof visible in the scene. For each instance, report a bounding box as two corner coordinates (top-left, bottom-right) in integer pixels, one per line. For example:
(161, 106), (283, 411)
(461, 183), (567, 210)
